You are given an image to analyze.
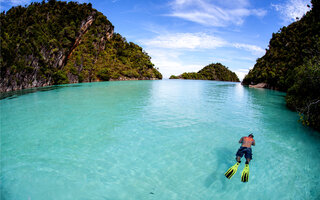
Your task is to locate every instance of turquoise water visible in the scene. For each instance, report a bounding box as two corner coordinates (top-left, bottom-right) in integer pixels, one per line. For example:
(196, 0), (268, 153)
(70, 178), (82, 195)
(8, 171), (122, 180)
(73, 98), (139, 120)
(1, 80), (320, 200)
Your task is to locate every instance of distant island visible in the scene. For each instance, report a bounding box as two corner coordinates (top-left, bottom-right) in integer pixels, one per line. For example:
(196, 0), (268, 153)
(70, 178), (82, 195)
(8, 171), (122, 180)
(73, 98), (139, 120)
(169, 63), (240, 82)
(242, 0), (320, 131)
(0, 0), (162, 92)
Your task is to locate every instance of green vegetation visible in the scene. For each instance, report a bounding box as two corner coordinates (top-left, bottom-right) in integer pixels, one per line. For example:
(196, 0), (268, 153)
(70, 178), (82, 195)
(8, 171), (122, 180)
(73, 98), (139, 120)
(169, 75), (179, 79)
(0, 0), (161, 92)
(169, 63), (240, 82)
(242, 0), (320, 131)
(286, 58), (320, 130)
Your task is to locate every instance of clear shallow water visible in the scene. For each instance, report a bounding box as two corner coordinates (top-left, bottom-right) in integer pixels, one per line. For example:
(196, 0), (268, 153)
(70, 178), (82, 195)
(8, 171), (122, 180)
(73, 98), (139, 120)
(1, 80), (320, 200)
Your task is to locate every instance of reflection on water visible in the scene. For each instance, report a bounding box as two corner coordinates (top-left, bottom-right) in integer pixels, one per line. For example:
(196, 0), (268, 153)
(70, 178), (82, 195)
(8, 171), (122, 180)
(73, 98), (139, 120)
(0, 84), (82, 100)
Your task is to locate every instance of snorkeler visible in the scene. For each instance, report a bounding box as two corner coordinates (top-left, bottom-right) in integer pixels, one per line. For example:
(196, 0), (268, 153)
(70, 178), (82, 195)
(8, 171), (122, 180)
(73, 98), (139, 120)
(224, 134), (255, 182)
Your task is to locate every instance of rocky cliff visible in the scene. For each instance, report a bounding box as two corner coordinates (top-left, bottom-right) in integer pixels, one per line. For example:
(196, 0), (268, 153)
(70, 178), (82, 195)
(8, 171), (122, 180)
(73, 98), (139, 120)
(0, 0), (162, 92)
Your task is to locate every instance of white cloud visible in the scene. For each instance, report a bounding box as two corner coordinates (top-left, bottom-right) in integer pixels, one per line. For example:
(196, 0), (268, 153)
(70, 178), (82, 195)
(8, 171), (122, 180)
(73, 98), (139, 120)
(233, 43), (265, 56)
(141, 32), (227, 49)
(272, 0), (311, 23)
(237, 68), (251, 73)
(145, 48), (203, 78)
(234, 70), (248, 81)
(141, 32), (263, 79)
(168, 0), (267, 27)
(234, 68), (255, 81)
(141, 32), (264, 57)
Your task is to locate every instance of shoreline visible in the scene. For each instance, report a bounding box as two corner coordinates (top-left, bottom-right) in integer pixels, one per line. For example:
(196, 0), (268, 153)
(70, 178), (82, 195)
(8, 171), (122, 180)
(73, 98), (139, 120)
(244, 82), (281, 91)
(0, 77), (161, 93)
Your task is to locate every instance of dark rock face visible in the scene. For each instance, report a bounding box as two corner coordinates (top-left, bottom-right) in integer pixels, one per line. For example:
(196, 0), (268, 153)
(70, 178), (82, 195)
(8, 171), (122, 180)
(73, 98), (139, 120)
(1, 11), (112, 92)
(0, 1), (161, 92)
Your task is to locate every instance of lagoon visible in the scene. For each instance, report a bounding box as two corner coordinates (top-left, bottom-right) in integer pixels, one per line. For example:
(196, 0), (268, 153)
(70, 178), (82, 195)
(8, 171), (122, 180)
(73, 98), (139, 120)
(1, 80), (320, 199)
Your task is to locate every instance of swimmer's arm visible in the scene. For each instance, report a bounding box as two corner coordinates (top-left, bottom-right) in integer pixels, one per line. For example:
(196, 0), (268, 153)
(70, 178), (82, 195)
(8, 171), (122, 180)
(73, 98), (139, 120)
(239, 137), (243, 143)
(252, 140), (255, 146)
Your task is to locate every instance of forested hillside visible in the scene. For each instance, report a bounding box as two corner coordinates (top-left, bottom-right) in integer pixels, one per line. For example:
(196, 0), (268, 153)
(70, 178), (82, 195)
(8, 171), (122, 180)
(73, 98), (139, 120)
(0, 0), (162, 92)
(242, 0), (320, 131)
(169, 63), (239, 82)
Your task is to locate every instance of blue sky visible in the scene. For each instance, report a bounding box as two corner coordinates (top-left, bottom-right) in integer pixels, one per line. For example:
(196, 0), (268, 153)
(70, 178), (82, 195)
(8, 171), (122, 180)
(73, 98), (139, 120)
(0, 0), (311, 79)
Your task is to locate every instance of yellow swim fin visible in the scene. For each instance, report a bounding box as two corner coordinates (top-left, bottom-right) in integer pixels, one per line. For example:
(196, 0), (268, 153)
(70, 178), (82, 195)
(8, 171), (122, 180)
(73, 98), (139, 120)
(224, 162), (240, 179)
(241, 164), (250, 182)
